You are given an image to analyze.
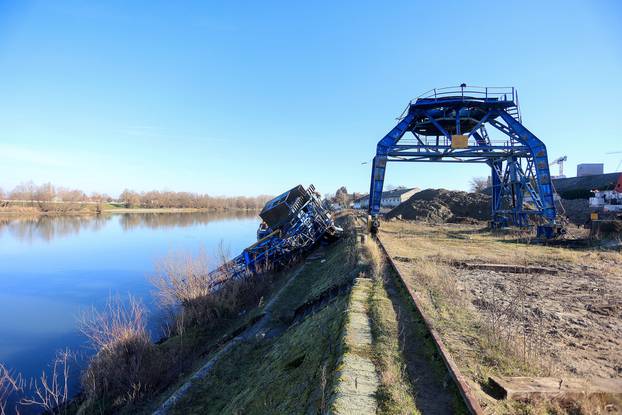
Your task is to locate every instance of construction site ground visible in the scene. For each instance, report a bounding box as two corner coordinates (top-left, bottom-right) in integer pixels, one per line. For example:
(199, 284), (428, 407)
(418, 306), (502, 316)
(378, 219), (622, 413)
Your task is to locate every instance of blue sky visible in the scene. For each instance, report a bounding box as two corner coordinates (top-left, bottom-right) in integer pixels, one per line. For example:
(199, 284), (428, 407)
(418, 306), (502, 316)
(0, 1), (621, 197)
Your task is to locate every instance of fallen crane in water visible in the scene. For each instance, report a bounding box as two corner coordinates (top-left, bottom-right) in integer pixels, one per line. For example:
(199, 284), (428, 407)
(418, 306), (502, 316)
(207, 184), (342, 289)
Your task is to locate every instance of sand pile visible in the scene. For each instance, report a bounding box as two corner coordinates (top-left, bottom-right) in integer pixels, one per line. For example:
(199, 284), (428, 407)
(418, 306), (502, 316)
(386, 189), (491, 223)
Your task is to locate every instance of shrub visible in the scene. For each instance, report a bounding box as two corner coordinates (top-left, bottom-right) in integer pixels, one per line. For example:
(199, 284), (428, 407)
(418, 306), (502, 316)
(151, 250), (271, 331)
(79, 296), (156, 408)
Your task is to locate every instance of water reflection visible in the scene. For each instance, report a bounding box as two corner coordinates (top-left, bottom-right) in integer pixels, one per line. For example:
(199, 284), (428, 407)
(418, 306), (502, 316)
(0, 215), (111, 242)
(0, 211), (257, 243)
(118, 211), (255, 231)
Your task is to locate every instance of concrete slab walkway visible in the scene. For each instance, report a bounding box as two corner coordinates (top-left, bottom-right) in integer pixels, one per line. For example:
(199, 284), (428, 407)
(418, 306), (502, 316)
(330, 277), (379, 415)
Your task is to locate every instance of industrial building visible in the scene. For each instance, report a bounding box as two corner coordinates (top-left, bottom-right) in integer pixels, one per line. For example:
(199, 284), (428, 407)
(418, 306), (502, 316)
(353, 187), (419, 210)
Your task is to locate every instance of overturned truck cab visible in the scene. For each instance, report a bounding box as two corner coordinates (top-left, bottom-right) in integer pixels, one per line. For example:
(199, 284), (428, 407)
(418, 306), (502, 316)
(208, 184), (342, 291)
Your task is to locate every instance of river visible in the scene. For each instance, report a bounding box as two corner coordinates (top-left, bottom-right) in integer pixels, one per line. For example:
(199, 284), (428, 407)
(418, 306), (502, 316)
(0, 211), (260, 408)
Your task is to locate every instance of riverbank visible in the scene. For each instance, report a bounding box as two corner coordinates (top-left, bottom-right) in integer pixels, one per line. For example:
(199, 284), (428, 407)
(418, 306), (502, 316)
(66, 213), (467, 415)
(60, 214), (357, 414)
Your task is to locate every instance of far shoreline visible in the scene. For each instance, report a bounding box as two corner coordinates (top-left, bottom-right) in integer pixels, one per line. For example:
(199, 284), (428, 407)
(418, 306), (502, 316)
(0, 207), (261, 217)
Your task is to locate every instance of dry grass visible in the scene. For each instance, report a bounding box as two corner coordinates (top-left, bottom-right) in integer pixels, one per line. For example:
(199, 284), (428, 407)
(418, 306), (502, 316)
(79, 296), (148, 354)
(362, 238), (420, 415)
(0, 205), (39, 215)
(151, 249), (273, 332)
(20, 349), (72, 414)
(1, 351), (75, 415)
(380, 223), (552, 378)
(381, 221), (621, 272)
(0, 364), (21, 415)
(79, 295), (159, 410)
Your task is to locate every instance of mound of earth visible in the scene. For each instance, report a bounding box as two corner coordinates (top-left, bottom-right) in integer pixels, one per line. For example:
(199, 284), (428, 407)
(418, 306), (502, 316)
(386, 189), (491, 223)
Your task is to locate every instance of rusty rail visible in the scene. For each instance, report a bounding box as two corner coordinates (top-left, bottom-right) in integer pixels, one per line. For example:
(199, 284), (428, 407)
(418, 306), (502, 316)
(375, 234), (485, 415)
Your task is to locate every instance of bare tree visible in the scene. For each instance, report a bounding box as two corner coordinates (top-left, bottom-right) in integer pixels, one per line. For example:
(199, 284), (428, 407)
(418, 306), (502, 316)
(90, 192), (108, 214)
(35, 182), (55, 212)
(119, 189), (141, 208)
(334, 186), (350, 207)
(10, 181), (36, 205)
(469, 176), (489, 193)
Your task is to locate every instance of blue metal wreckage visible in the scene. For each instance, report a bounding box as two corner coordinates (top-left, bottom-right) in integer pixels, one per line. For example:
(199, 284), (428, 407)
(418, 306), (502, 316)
(208, 184), (341, 289)
(367, 85), (563, 238)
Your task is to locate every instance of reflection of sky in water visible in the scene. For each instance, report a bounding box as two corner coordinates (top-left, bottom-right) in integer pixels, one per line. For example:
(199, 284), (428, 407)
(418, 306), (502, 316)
(0, 212), (259, 398)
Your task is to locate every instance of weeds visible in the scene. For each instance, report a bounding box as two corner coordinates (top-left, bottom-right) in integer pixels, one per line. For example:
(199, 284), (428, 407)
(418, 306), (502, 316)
(79, 295), (158, 409)
(20, 349), (72, 414)
(478, 273), (552, 376)
(151, 249), (274, 332)
(0, 364), (21, 415)
(1, 350), (75, 415)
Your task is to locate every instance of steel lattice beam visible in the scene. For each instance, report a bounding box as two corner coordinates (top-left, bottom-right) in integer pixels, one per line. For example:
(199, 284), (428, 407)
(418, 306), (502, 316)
(367, 86), (562, 238)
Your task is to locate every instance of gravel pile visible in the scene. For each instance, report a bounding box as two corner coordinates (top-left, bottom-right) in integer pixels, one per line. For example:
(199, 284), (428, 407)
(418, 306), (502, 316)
(386, 189), (491, 223)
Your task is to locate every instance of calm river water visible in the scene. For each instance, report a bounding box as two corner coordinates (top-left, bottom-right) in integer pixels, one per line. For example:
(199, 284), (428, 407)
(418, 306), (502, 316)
(0, 211), (259, 401)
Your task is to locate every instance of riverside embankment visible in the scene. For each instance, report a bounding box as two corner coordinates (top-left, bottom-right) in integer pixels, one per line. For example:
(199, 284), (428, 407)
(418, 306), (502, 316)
(118, 213), (467, 415)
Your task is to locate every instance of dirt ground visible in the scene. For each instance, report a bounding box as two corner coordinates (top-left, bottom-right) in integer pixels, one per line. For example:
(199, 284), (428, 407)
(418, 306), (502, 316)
(460, 266), (622, 378)
(379, 220), (622, 411)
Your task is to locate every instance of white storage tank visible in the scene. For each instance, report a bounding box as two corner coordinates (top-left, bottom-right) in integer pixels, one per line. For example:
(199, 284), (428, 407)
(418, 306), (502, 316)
(577, 163), (604, 177)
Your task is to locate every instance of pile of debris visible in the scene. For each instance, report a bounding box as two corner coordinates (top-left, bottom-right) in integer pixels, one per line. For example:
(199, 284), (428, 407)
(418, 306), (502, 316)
(386, 189), (491, 223)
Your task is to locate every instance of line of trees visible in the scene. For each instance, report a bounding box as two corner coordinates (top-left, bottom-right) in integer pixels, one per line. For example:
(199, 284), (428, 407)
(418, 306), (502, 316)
(0, 181), (273, 212)
(1, 182), (98, 213)
(118, 189), (272, 210)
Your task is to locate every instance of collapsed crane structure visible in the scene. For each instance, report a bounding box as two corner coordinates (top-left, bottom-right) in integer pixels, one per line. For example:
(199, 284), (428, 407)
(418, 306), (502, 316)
(368, 85), (563, 238)
(208, 184), (341, 290)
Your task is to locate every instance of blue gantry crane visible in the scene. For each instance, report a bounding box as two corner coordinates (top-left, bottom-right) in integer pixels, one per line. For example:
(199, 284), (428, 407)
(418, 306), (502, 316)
(368, 85), (563, 238)
(208, 184), (341, 290)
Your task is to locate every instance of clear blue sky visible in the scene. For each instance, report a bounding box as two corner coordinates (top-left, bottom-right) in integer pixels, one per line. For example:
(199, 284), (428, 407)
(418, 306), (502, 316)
(1, 1), (621, 197)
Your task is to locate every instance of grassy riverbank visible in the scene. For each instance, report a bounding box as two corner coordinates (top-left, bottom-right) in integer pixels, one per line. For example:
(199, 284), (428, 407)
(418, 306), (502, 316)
(158, 219), (359, 414)
(62, 215), (356, 414)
